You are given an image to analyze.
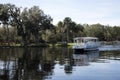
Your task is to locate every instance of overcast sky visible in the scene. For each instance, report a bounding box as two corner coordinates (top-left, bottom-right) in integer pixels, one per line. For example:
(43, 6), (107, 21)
(1, 0), (120, 26)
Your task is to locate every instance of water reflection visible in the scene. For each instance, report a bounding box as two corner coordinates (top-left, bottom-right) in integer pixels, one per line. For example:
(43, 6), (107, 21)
(64, 58), (73, 74)
(73, 51), (99, 66)
(16, 48), (43, 80)
(0, 47), (120, 80)
(0, 48), (55, 80)
(63, 50), (99, 74)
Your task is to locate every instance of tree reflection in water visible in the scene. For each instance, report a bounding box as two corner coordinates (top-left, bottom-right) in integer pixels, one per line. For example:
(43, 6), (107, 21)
(14, 48), (55, 80)
(14, 48), (43, 80)
(0, 48), (55, 80)
(73, 50), (99, 66)
(64, 48), (73, 74)
(1, 47), (119, 80)
(63, 50), (99, 74)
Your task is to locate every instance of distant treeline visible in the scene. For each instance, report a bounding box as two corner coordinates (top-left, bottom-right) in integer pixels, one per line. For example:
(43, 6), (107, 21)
(0, 3), (120, 46)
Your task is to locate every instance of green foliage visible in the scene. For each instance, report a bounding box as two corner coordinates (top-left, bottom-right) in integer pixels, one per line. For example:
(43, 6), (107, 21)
(0, 3), (120, 46)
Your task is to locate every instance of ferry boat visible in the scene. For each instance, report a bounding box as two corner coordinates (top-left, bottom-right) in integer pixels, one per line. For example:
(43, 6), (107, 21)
(72, 37), (99, 52)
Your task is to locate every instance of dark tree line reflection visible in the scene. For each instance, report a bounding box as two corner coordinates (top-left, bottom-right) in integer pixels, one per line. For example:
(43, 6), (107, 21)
(0, 48), (55, 80)
(0, 47), (119, 80)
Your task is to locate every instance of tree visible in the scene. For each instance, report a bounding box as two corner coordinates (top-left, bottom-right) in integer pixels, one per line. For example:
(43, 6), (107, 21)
(63, 17), (72, 42)
(111, 26), (120, 41)
(41, 15), (53, 42)
(57, 21), (65, 42)
(21, 6), (43, 44)
(8, 4), (26, 45)
(84, 24), (105, 41)
(10, 5), (53, 45)
(0, 4), (11, 44)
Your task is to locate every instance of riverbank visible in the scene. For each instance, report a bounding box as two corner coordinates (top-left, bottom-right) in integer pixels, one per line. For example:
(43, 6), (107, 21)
(0, 41), (119, 48)
(0, 43), (73, 48)
(0, 43), (49, 48)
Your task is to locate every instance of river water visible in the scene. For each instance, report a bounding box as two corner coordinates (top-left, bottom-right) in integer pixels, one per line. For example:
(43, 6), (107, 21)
(0, 46), (120, 80)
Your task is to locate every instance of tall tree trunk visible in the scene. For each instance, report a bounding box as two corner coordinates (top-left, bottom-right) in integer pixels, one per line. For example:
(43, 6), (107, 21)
(17, 25), (27, 46)
(35, 34), (39, 44)
(5, 24), (10, 46)
(67, 25), (69, 42)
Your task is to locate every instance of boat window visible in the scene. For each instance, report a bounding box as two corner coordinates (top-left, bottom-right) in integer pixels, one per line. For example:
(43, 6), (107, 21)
(90, 39), (96, 42)
(81, 39), (83, 42)
(74, 40), (77, 43)
(77, 40), (79, 43)
(74, 37), (98, 43)
(79, 39), (82, 43)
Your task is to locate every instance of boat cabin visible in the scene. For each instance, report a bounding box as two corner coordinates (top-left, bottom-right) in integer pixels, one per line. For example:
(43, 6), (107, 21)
(74, 37), (98, 44)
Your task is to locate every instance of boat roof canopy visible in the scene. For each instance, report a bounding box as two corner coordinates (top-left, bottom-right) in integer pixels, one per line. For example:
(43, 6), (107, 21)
(74, 37), (98, 40)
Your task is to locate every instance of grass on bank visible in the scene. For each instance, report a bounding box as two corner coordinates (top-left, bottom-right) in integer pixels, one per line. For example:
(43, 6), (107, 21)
(0, 41), (119, 47)
(48, 43), (74, 47)
(0, 42), (73, 47)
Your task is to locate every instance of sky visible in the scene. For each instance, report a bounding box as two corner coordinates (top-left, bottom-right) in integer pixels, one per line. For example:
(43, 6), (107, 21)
(0, 0), (120, 26)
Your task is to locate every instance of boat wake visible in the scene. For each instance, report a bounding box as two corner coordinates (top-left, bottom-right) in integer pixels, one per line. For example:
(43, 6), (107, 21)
(99, 45), (120, 51)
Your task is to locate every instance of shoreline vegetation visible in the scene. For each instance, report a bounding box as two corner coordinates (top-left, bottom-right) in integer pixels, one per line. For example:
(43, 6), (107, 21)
(0, 41), (120, 48)
(0, 42), (69, 47)
(0, 3), (120, 47)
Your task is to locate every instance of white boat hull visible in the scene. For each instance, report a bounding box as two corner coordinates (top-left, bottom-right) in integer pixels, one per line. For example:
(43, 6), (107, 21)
(73, 43), (99, 51)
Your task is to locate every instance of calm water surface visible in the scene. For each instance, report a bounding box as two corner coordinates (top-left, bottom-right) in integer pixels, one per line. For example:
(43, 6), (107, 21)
(0, 47), (120, 80)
